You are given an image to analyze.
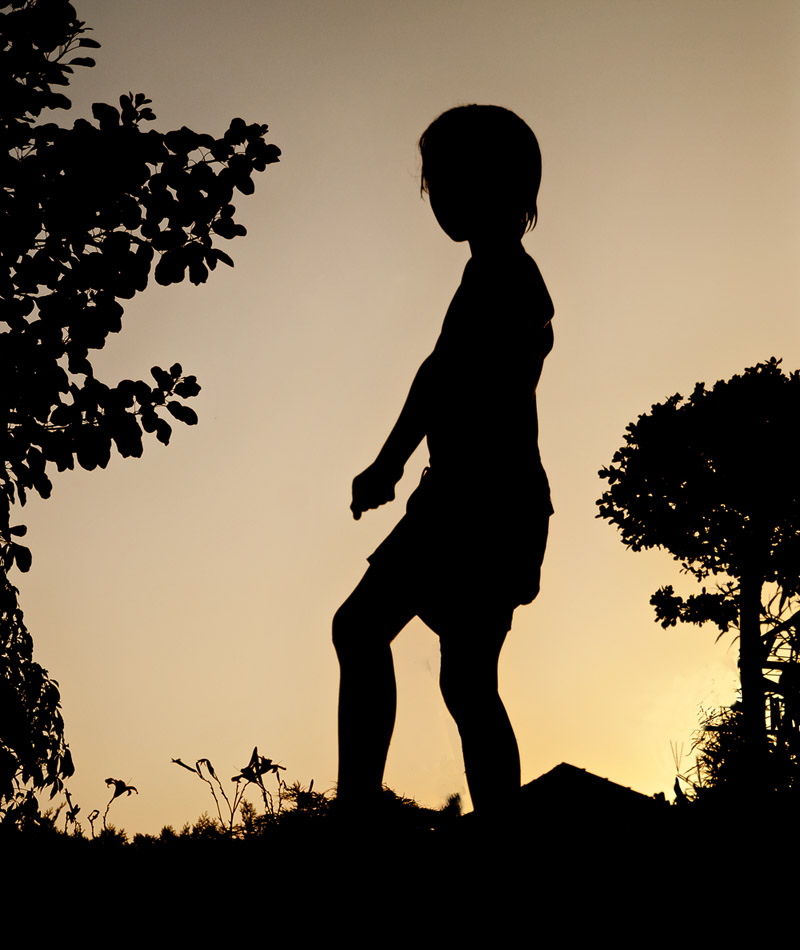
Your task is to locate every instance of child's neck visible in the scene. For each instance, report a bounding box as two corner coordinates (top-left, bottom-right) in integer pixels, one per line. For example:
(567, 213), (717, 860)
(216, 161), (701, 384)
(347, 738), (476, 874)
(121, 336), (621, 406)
(468, 233), (524, 261)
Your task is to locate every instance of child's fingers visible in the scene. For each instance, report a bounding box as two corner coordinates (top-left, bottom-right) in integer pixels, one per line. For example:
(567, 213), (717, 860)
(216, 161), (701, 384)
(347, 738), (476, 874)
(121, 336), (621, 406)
(351, 469), (396, 519)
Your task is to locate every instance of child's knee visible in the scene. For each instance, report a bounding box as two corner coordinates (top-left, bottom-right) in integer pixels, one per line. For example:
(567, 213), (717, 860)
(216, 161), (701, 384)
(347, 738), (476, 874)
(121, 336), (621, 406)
(439, 652), (500, 722)
(332, 572), (413, 657)
(331, 596), (376, 657)
(440, 666), (478, 721)
(331, 601), (357, 657)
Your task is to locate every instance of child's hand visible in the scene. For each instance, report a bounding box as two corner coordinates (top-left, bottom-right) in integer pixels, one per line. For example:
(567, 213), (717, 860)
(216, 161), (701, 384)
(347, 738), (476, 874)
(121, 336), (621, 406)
(350, 460), (403, 520)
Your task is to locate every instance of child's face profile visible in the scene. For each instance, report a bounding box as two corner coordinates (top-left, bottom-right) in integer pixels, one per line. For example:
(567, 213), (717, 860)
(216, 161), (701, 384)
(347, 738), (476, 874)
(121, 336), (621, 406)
(427, 174), (472, 243)
(427, 170), (518, 245)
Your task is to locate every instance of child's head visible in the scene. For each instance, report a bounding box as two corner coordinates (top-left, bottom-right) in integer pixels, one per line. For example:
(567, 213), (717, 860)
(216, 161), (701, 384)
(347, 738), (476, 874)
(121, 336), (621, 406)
(419, 105), (542, 239)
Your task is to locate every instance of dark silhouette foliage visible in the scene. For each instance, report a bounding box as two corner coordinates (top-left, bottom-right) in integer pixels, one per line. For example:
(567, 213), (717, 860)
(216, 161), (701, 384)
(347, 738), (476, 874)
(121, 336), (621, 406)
(172, 747), (289, 835)
(597, 358), (800, 603)
(0, 567), (72, 826)
(678, 700), (800, 807)
(598, 358), (800, 795)
(1, 0), (279, 821)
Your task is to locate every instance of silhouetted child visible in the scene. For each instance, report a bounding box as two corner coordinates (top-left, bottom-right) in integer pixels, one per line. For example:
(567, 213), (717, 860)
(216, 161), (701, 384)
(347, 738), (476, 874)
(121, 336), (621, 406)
(333, 105), (554, 820)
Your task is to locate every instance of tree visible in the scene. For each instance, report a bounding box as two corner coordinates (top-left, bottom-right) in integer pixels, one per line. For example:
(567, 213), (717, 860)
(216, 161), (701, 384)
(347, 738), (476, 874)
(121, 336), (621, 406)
(1, 0), (280, 823)
(597, 358), (800, 799)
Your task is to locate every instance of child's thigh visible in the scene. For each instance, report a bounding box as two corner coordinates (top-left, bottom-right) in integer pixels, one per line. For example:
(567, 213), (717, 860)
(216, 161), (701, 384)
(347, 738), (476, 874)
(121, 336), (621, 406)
(332, 564), (417, 654)
(419, 597), (512, 678)
(418, 591), (512, 645)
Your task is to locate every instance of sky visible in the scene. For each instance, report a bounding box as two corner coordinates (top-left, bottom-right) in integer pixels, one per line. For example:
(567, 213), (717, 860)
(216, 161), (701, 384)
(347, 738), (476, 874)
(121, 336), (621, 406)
(14, 0), (800, 834)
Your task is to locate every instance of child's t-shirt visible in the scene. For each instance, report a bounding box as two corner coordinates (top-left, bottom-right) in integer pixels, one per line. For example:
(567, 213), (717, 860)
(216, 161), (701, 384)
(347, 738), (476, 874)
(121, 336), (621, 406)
(369, 248), (554, 609)
(425, 248), (553, 512)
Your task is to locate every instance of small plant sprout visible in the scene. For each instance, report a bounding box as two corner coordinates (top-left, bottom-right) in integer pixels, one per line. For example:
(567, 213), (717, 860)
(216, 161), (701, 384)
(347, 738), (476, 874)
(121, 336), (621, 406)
(232, 748), (287, 820)
(63, 787), (81, 834)
(103, 778), (138, 830)
(172, 747), (287, 835)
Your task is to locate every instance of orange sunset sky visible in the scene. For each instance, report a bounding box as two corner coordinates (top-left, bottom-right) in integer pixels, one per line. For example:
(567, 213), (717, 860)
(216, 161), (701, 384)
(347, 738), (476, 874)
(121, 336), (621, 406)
(15, 0), (800, 833)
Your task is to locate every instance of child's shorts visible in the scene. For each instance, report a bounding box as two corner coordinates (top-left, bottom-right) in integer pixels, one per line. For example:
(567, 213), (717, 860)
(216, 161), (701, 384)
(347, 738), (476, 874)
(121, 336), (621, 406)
(366, 478), (550, 635)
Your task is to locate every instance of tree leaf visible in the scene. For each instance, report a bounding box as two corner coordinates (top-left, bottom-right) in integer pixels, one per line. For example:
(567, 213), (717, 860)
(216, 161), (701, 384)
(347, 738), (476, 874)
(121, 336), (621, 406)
(91, 102), (120, 129)
(155, 418), (172, 445)
(12, 544), (32, 573)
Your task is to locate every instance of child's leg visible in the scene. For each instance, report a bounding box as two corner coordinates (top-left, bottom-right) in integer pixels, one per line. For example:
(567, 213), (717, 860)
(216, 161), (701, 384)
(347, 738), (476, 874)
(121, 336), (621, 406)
(424, 608), (519, 814)
(332, 566), (415, 808)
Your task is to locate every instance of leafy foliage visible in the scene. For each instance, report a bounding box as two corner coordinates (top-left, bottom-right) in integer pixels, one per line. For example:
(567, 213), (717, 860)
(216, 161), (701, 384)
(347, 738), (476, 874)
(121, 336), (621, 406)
(1, 0), (280, 539)
(649, 583), (739, 636)
(598, 358), (800, 636)
(0, 568), (73, 828)
(1, 0), (279, 818)
(679, 702), (800, 801)
(598, 359), (800, 794)
(597, 358), (800, 596)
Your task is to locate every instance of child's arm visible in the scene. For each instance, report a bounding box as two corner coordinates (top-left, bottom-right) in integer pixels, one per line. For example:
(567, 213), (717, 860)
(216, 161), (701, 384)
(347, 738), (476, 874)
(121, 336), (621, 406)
(350, 354), (433, 520)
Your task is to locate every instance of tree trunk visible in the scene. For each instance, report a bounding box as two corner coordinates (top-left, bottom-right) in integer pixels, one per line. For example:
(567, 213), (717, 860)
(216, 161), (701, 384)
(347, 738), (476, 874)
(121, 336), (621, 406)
(738, 570), (767, 800)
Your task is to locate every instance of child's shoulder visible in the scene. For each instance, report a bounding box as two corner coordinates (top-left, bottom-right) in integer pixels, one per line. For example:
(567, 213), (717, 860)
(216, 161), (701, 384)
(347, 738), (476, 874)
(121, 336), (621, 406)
(468, 248), (546, 284)
(468, 250), (553, 320)
(517, 250), (550, 291)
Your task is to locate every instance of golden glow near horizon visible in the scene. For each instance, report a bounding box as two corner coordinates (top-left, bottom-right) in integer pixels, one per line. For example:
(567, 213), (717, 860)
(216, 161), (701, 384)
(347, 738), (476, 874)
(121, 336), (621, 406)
(15, 0), (800, 833)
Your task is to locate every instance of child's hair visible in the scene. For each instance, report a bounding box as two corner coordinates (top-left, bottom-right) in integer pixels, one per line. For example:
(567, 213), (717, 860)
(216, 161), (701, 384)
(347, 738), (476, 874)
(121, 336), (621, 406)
(418, 104), (542, 235)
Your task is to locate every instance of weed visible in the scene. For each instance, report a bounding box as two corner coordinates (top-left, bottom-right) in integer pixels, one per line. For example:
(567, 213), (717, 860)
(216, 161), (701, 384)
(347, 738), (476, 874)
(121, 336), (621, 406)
(172, 746), (289, 836)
